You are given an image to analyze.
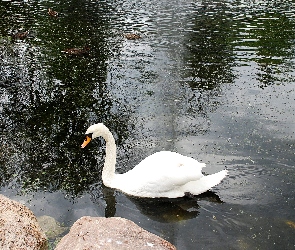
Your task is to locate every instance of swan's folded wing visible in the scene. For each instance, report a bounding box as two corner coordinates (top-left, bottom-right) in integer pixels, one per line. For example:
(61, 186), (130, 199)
(114, 151), (206, 197)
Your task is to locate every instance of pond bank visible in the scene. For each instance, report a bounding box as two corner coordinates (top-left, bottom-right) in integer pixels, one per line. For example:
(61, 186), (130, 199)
(0, 194), (176, 250)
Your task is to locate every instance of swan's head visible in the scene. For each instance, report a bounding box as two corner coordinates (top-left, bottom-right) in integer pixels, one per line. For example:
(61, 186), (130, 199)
(81, 123), (107, 148)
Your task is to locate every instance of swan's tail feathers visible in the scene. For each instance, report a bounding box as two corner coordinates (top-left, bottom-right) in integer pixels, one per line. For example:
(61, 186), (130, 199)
(183, 169), (228, 196)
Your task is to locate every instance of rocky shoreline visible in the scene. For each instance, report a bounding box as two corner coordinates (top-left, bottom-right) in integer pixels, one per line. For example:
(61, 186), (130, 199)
(0, 194), (176, 250)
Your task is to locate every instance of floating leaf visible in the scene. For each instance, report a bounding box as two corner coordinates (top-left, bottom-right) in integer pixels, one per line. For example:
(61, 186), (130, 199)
(286, 220), (295, 229)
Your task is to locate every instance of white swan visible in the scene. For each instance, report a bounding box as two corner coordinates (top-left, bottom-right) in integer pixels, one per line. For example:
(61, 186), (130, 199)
(81, 123), (228, 198)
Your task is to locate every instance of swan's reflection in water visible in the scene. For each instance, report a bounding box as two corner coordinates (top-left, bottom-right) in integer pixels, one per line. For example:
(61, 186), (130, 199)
(102, 186), (117, 218)
(127, 196), (201, 222)
(100, 185), (223, 223)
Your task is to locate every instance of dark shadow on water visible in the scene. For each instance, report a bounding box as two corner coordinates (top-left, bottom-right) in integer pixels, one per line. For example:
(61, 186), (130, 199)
(100, 185), (223, 223)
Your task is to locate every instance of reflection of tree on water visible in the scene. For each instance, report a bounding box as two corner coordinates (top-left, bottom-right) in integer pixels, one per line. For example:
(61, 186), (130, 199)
(182, 3), (235, 91)
(253, 12), (295, 88)
(229, 2), (295, 88)
(0, 1), (133, 198)
(0, 52), (131, 197)
(174, 2), (235, 137)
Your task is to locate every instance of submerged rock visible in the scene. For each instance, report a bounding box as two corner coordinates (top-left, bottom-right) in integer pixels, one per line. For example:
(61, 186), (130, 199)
(37, 215), (68, 240)
(0, 194), (48, 250)
(55, 216), (176, 250)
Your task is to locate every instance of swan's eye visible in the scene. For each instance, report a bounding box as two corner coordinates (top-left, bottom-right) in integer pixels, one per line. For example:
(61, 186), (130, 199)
(85, 133), (93, 139)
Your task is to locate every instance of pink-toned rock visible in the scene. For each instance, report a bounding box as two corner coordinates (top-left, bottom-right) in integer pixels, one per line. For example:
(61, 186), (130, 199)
(0, 194), (48, 250)
(55, 216), (176, 250)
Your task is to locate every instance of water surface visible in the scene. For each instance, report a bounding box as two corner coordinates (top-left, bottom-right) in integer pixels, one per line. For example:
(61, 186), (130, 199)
(1, 0), (295, 249)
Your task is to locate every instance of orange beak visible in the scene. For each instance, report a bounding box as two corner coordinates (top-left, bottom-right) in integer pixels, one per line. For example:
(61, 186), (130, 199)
(81, 135), (91, 148)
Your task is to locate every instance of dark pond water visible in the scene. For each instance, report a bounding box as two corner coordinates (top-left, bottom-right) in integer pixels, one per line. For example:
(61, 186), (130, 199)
(1, 0), (295, 249)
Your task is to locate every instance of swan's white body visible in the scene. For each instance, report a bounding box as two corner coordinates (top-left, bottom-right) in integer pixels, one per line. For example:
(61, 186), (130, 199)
(82, 123), (228, 198)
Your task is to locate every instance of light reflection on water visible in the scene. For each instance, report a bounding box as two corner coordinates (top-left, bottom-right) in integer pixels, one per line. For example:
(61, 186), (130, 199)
(1, 0), (295, 249)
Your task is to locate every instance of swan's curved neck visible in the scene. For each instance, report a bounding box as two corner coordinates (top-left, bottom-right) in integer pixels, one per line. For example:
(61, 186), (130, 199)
(100, 127), (116, 187)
